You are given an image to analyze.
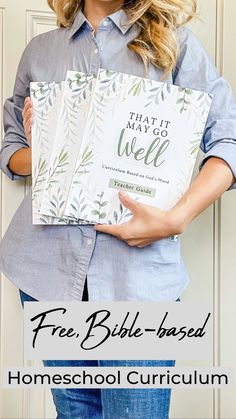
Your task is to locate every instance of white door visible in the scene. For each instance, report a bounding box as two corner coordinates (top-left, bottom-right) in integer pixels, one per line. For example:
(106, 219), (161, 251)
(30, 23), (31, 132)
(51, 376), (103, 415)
(0, 1), (235, 418)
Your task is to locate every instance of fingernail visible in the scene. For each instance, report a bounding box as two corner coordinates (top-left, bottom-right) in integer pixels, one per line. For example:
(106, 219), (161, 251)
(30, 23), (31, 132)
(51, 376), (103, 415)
(119, 190), (128, 197)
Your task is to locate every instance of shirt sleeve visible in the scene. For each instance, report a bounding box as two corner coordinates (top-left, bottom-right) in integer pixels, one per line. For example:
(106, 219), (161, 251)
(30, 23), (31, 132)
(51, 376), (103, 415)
(0, 38), (34, 180)
(174, 27), (236, 190)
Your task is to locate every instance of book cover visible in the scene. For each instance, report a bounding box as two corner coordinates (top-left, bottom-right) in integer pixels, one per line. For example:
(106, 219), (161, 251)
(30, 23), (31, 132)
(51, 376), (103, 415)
(64, 69), (212, 224)
(31, 81), (65, 224)
(39, 71), (95, 223)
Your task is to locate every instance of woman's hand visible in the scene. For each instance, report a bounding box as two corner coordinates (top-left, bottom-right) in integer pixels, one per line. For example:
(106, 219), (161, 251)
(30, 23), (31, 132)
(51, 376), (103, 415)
(22, 97), (33, 146)
(95, 157), (235, 248)
(94, 191), (183, 248)
(8, 96), (33, 176)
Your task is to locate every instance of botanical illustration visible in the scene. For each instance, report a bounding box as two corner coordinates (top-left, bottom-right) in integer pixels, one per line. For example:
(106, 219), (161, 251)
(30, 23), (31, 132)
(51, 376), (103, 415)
(39, 71), (95, 221)
(31, 81), (65, 224)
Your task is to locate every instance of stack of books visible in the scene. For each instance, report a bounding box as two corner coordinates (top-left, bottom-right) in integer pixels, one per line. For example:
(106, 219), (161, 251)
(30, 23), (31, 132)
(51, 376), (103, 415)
(31, 69), (212, 225)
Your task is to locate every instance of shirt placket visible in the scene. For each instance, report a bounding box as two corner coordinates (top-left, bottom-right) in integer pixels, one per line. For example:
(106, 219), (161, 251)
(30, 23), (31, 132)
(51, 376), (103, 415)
(86, 27), (100, 75)
(69, 225), (96, 299)
(69, 20), (113, 300)
(87, 18), (112, 74)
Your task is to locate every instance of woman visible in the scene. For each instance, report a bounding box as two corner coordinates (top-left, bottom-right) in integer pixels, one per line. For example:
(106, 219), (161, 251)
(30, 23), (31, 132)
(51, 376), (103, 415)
(0, 0), (236, 418)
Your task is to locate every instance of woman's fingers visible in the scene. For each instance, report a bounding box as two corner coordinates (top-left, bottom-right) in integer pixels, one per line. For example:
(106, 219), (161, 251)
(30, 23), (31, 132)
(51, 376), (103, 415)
(22, 97), (33, 144)
(23, 107), (32, 123)
(23, 110), (32, 132)
(94, 223), (123, 239)
(24, 118), (32, 138)
(24, 96), (32, 106)
(22, 97), (32, 118)
(22, 103), (30, 119)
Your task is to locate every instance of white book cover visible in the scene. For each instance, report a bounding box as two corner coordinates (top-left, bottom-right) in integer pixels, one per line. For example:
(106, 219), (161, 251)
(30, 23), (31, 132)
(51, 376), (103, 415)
(64, 69), (212, 224)
(31, 81), (66, 224)
(39, 71), (95, 221)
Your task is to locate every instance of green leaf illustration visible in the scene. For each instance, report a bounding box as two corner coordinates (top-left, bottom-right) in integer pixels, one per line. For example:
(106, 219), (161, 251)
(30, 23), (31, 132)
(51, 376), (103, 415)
(92, 192), (108, 222)
(176, 87), (194, 113)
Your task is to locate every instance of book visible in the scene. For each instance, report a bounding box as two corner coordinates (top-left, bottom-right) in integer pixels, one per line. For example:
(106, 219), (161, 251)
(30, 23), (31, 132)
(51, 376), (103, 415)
(39, 71), (95, 222)
(31, 72), (95, 225)
(31, 80), (65, 224)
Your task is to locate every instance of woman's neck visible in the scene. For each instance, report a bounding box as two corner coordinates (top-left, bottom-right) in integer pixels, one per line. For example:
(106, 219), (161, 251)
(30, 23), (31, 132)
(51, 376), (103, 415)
(83, 0), (124, 30)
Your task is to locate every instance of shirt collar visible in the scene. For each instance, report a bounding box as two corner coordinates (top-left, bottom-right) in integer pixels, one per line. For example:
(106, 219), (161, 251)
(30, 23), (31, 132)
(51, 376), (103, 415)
(68, 9), (132, 39)
(109, 9), (132, 35)
(67, 10), (88, 38)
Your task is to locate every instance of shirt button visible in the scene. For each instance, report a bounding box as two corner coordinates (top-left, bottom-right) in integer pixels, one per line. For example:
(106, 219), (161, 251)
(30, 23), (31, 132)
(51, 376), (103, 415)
(86, 239), (93, 246)
(103, 19), (109, 27)
(94, 48), (99, 54)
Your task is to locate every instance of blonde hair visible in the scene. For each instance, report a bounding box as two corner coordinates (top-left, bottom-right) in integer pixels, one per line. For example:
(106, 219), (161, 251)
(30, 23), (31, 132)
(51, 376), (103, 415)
(47, 0), (197, 75)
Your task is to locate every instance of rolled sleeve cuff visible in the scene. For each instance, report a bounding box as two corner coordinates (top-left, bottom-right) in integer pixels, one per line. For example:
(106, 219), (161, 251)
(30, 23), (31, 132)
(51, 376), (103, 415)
(199, 141), (236, 190)
(0, 143), (29, 181)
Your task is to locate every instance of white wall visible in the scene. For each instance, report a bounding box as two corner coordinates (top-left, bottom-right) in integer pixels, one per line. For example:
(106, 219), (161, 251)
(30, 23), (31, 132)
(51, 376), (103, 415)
(0, 1), (236, 418)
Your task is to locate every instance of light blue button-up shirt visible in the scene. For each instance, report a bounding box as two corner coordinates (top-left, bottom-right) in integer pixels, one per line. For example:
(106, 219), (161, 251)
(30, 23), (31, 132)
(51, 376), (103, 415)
(0, 9), (236, 302)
